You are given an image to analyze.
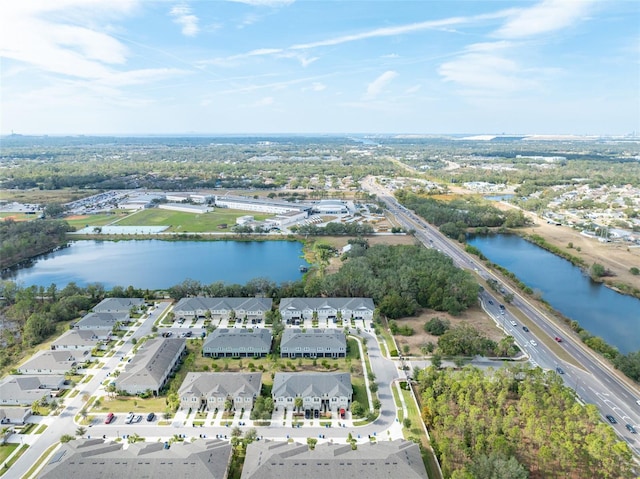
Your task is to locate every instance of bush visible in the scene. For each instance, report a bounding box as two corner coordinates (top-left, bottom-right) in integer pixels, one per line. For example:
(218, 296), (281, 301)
(424, 317), (450, 336)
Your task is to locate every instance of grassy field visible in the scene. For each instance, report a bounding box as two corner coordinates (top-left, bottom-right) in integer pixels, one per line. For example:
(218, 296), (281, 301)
(65, 213), (126, 228)
(110, 208), (273, 232)
(0, 212), (36, 221)
(1, 188), (99, 204)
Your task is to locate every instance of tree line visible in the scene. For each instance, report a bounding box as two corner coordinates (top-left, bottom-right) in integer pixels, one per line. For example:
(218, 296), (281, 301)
(0, 218), (74, 270)
(415, 365), (633, 478)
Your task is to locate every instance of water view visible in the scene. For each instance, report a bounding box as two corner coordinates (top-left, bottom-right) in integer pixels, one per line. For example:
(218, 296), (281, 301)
(3, 240), (309, 290)
(467, 234), (640, 354)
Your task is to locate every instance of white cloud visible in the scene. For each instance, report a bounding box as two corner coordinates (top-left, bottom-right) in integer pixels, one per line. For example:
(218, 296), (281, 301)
(170, 3), (200, 37)
(302, 82), (326, 92)
(252, 96), (275, 107)
(227, 0), (295, 7)
(495, 0), (595, 39)
(365, 71), (398, 99)
(405, 85), (421, 94)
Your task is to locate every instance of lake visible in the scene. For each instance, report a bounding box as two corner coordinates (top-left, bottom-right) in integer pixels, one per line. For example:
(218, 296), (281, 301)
(3, 240), (309, 290)
(467, 234), (640, 354)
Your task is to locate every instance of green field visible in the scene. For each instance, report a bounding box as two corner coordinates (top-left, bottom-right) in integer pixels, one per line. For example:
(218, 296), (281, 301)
(113, 208), (273, 232)
(65, 213), (125, 228)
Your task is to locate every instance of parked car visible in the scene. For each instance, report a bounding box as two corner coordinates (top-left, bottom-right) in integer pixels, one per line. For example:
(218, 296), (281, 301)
(125, 412), (135, 424)
(134, 415), (142, 423)
(147, 412), (156, 422)
(606, 415), (617, 424)
(340, 408), (346, 419)
(314, 409), (319, 419)
(105, 412), (115, 424)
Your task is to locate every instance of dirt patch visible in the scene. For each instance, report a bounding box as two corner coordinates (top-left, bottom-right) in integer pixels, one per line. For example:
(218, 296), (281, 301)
(391, 306), (504, 356)
(65, 215), (90, 221)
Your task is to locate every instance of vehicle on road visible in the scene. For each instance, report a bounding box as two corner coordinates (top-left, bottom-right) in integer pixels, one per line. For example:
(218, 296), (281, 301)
(522, 326), (529, 332)
(625, 424), (637, 434)
(606, 415), (617, 424)
(510, 321), (517, 326)
(147, 412), (155, 422)
(556, 367), (565, 374)
(105, 412), (115, 424)
(554, 336), (563, 342)
(185, 331), (192, 337)
(636, 399), (640, 406)
(530, 340), (538, 347)
(499, 304), (505, 310)
(488, 300), (493, 305)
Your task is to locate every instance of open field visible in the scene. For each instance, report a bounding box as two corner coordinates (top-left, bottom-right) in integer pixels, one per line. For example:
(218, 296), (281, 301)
(64, 213), (127, 228)
(113, 208), (273, 232)
(1, 188), (99, 204)
(0, 213), (34, 221)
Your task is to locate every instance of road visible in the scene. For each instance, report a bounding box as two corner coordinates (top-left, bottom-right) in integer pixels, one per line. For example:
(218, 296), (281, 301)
(362, 176), (640, 456)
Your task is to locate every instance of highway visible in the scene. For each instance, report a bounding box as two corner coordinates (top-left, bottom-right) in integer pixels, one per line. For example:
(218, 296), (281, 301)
(362, 177), (640, 456)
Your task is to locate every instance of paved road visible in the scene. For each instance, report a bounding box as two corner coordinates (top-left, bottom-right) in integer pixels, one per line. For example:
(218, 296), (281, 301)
(362, 177), (640, 456)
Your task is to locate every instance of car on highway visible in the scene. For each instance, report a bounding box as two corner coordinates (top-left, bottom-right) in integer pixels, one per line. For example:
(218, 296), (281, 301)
(554, 336), (563, 342)
(625, 424), (637, 434)
(510, 321), (517, 326)
(488, 300), (493, 305)
(556, 367), (564, 375)
(605, 415), (617, 424)
(522, 326), (529, 332)
(105, 412), (115, 424)
(636, 399), (640, 407)
(529, 340), (538, 347)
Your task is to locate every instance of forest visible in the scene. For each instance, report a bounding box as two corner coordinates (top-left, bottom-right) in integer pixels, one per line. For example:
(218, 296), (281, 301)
(0, 218), (74, 269)
(415, 365), (633, 479)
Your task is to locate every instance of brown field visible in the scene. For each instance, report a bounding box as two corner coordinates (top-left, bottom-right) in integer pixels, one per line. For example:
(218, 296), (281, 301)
(1, 188), (99, 204)
(391, 306), (504, 356)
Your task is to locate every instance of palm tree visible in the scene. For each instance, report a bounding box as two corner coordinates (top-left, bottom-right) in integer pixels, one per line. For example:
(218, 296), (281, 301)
(294, 396), (303, 413)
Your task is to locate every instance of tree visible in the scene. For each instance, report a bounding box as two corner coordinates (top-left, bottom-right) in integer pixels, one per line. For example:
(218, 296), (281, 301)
(60, 434), (75, 443)
(403, 417), (412, 429)
(294, 397), (303, 412)
(424, 317), (450, 336)
(307, 437), (318, 450)
(590, 263), (606, 279)
(75, 426), (86, 437)
(350, 401), (363, 417)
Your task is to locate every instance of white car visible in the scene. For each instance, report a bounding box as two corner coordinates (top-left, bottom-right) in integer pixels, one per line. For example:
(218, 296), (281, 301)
(125, 412), (135, 424)
(530, 340), (538, 347)
(510, 321), (517, 326)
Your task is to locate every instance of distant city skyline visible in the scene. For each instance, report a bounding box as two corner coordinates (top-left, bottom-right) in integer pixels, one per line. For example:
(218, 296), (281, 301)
(1, 0), (638, 136)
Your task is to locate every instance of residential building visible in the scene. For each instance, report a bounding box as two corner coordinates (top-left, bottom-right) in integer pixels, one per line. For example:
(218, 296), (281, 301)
(242, 439), (428, 479)
(279, 298), (375, 323)
(116, 338), (186, 396)
(17, 351), (78, 375)
(178, 372), (262, 412)
(202, 329), (272, 358)
(37, 438), (232, 479)
(173, 297), (273, 322)
(0, 407), (31, 425)
(74, 312), (130, 331)
(0, 375), (65, 406)
(92, 297), (145, 314)
(50, 329), (107, 352)
(280, 329), (346, 358)
(272, 372), (352, 413)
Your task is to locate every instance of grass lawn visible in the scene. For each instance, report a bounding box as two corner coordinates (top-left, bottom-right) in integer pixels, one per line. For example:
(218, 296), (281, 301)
(114, 208), (273, 233)
(0, 213), (35, 221)
(64, 213), (125, 228)
(0, 444), (19, 463)
(0, 444), (27, 477)
(94, 396), (167, 414)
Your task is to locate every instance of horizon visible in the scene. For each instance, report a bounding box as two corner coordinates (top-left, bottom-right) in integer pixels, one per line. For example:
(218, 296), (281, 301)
(1, 1), (639, 136)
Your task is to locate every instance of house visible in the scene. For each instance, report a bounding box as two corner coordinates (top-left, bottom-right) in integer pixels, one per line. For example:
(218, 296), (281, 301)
(0, 375), (65, 406)
(51, 329), (108, 352)
(173, 297), (272, 322)
(178, 372), (262, 412)
(0, 407), (31, 425)
(37, 438), (232, 479)
(279, 298), (375, 323)
(272, 372), (352, 413)
(280, 329), (346, 358)
(16, 351), (78, 375)
(92, 297), (145, 314)
(241, 439), (428, 479)
(116, 338), (186, 396)
(202, 329), (272, 358)
(74, 312), (130, 331)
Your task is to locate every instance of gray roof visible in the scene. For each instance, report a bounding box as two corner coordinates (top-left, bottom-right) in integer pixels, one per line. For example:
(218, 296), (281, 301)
(51, 330), (101, 348)
(241, 439), (429, 479)
(173, 297), (273, 314)
(203, 329), (272, 354)
(75, 312), (128, 329)
(281, 329), (346, 353)
(17, 350), (78, 373)
(92, 297), (145, 313)
(0, 375), (65, 404)
(116, 338), (185, 392)
(0, 407), (31, 422)
(179, 372), (262, 399)
(272, 373), (352, 399)
(37, 438), (232, 479)
(279, 298), (374, 313)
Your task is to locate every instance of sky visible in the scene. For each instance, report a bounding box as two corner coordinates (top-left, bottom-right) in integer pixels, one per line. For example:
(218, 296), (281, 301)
(1, 0), (639, 136)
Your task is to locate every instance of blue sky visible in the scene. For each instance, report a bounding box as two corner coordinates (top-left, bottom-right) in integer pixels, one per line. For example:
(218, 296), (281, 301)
(1, 0), (638, 135)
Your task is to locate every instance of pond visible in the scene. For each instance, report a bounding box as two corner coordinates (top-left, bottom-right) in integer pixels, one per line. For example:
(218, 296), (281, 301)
(3, 240), (309, 290)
